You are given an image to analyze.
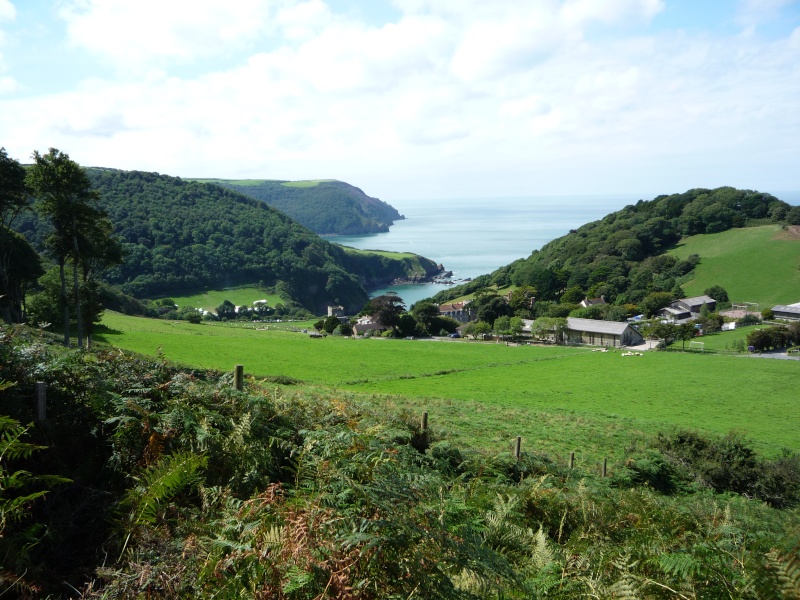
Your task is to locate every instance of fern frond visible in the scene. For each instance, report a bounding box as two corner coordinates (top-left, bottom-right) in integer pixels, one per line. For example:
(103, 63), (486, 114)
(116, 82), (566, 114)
(122, 451), (207, 527)
(767, 549), (800, 599)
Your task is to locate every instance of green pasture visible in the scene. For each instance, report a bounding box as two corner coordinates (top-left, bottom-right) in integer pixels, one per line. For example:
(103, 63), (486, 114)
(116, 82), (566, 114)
(166, 287), (285, 311)
(337, 245), (416, 259)
(670, 225), (800, 306)
(98, 312), (799, 460)
(281, 179), (333, 188)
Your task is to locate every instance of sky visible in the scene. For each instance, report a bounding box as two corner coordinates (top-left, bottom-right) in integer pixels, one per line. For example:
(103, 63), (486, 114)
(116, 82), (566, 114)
(0, 0), (798, 201)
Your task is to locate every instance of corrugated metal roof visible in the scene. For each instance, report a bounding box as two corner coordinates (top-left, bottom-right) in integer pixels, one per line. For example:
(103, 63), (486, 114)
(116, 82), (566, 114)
(567, 318), (630, 335)
(773, 305), (800, 314)
(680, 295), (715, 307)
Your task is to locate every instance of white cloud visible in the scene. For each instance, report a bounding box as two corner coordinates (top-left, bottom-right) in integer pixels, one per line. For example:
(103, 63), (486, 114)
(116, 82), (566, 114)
(0, 74), (20, 94)
(59, 0), (281, 69)
(0, 0), (15, 22)
(0, 2), (798, 197)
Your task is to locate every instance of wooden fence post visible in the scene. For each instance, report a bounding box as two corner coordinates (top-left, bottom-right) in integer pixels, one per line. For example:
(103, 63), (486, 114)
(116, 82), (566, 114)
(514, 436), (522, 460)
(602, 458), (607, 478)
(421, 411), (428, 431)
(569, 452), (575, 470)
(234, 365), (244, 391)
(36, 381), (46, 422)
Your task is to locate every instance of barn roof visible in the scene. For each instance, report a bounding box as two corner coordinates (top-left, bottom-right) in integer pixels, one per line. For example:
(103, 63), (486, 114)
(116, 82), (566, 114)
(773, 304), (800, 315)
(567, 318), (631, 335)
(680, 295), (716, 308)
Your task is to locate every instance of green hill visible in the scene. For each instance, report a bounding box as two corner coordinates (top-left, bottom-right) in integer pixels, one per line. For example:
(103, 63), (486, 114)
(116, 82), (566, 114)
(14, 169), (439, 314)
(432, 187), (793, 309)
(199, 178), (404, 235)
(669, 224), (800, 307)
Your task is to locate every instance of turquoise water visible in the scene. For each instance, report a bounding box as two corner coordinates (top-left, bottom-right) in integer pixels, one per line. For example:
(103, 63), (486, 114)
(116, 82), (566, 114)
(332, 194), (644, 307)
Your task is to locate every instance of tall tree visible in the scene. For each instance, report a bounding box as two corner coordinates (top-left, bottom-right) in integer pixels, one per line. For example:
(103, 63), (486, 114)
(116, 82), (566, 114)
(0, 148), (41, 324)
(364, 292), (405, 334)
(27, 148), (107, 347)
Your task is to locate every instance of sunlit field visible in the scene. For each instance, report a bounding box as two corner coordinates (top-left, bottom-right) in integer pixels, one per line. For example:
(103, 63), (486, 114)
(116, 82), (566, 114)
(98, 312), (799, 461)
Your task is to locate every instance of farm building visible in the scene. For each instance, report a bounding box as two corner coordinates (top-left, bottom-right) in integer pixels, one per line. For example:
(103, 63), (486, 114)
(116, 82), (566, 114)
(676, 295), (716, 316)
(771, 303), (800, 321)
(656, 305), (692, 322)
(565, 318), (644, 348)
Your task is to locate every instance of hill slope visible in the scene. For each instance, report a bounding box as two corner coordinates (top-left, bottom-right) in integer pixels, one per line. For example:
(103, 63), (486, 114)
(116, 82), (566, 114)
(15, 169), (439, 313)
(202, 178), (404, 235)
(669, 224), (800, 306)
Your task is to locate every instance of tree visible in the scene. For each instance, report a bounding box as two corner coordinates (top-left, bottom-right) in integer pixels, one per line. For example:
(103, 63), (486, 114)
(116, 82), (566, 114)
(638, 292), (674, 317)
(323, 314), (340, 334)
(786, 206), (800, 226)
(411, 301), (440, 333)
(493, 315), (512, 339)
(471, 320), (492, 340)
(652, 322), (678, 347)
(0, 148), (41, 324)
(676, 322), (697, 350)
(531, 317), (567, 343)
(704, 285), (729, 303)
(364, 293), (405, 334)
(216, 299), (236, 320)
(27, 149), (110, 347)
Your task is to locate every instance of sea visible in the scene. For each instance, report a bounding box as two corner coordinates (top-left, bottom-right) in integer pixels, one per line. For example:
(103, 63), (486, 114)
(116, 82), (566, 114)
(332, 194), (644, 307)
(332, 190), (800, 307)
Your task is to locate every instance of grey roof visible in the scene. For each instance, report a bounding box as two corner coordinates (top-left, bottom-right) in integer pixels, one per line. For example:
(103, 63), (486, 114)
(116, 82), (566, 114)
(680, 295), (716, 307)
(659, 306), (690, 316)
(567, 318), (631, 335)
(772, 305), (800, 315)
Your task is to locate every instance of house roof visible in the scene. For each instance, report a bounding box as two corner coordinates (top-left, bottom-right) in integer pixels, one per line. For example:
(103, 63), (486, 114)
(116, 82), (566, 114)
(581, 296), (606, 306)
(679, 295), (716, 308)
(439, 302), (466, 312)
(567, 318), (632, 335)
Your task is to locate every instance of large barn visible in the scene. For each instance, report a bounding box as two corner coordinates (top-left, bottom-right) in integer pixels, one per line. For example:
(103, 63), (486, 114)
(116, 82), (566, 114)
(565, 318), (645, 348)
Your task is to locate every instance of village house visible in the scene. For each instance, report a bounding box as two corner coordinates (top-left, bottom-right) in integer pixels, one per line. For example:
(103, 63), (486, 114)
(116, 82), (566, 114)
(771, 303), (800, 321)
(352, 315), (385, 336)
(579, 296), (606, 308)
(565, 317), (644, 348)
(438, 301), (471, 323)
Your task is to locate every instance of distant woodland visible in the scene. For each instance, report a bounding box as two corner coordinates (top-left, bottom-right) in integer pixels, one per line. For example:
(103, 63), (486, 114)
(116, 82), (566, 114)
(210, 179), (404, 235)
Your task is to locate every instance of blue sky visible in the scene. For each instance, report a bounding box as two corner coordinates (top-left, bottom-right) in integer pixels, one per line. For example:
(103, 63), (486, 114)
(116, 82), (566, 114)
(1, 0), (799, 200)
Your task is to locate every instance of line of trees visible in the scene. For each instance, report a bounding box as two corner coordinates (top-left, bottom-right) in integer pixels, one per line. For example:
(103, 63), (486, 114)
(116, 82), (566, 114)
(0, 147), (120, 347)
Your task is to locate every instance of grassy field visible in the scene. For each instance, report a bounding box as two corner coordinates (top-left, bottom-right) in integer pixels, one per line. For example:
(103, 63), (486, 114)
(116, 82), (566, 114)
(670, 224), (800, 307)
(337, 245), (416, 259)
(166, 287), (285, 311)
(98, 312), (799, 461)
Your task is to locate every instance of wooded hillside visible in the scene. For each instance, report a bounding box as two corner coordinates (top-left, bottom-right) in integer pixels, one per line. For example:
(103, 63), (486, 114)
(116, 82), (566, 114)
(205, 178), (404, 235)
(13, 169), (433, 314)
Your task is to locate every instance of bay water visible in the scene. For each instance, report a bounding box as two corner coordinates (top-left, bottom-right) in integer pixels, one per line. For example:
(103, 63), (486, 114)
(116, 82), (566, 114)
(333, 194), (645, 307)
